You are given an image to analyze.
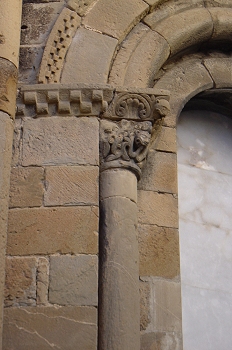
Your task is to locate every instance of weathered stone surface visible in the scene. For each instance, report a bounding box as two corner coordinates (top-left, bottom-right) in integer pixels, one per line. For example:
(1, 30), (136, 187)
(49, 255), (98, 306)
(3, 306), (97, 350)
(21, 3), (63, 45)
(19, 46), (44, 84)
(155, 59), (213, 127)
(99, 196), (140, 349)
(122, 28), (170, 87)
(109, 23), (150, 86)
(12, 119), (22, 167)
(9, 166), (44, 208)
(36, 257), (49, 305)
(154, 8), (213, 56)
(67, 0), (96, 16)
(209, 7), (232, 41)
(0, 0), (22, 66)
(83, 0), (149, 42)
(141, 331), (183, 350)
(100, 169), (137, 203)
(0, 112), (14, 339)
(0, 59), (18, 117)
(139, 225), (180, 278)
(203, 58), (232, 88)
(4, 257), (37, 307)
(7, 206), (98, 255)
(148, 279), (182, 332)
(22, 117), (99, 166)
(138, 190), (178, 228)
(144, 0), (204, 29)
(139, 151), (177, 194)
(155, 126), (177, 153)
(140, 280), (151, 331)
(44, 165), (98, 206)
(62, 28), (117, 84)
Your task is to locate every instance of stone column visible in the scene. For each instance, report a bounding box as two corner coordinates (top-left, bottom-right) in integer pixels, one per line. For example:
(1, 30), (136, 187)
(0, 0), (22, 344)
(98, 91), (170, 350)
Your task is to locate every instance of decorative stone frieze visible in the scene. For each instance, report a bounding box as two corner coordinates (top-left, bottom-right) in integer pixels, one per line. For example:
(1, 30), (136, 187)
(38, 8), (81, 84)
(16, 85), (170, 119)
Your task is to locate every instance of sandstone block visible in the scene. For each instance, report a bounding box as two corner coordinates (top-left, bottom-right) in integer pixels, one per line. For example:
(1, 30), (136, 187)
(21, 3), (63, 45)
(61, 28), (117, 84)
(203, 58), (232, 88)
(3, 306), (97, 350)
(139, 151), (177, 194)
(19, 46), (44, 84)
(4, 257), (37, 307)
(0, 59), (18, 117)
(155, 126), (177, 153)
(209, 7), (232, 41)
(9, 166), (44, 208)
(49, 255), (98, 306)
(141, 331), (183, 350)
(139, 224), (180, 278)
(140, 280), (151, 331)
(83, 0), (149, 42)
(67, 0), (96, 16)
(22, 117), (99, 166)
(138, 190), (178, 228)
(37, 257), (49, 305)
(44, 166), (98, 206)
(7, 206), (98, 255)
(12, 119), (22, 167)
(100, 169), (137, 203)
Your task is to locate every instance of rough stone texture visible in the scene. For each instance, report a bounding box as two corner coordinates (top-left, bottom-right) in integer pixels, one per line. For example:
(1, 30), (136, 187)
(9, 166), (44, 208)
(19, 46), (44, 84)
(49, 255), (98, 306)
(36, 257), (49, 305)
(67, 0), (96, 16)
(0, 59), (18, 117)
(138, 151), (177, 194)
(144, 0), (204, 29)
(21, 3), (64, 45)
(140, 280), (151, 331)
(61, 28), (117, 84)
(3, 306), (97, 350)
(155, 126), (177, 153)
(138, 190), (178, 228)
(22, 117), (99, 166)
(149, 279), (182, 332)
(139, 225), (180, 278)
(4, 257), (37, 307)
(0, 0), (22, 66)
(7, 206), (98, 255)
(203, 58), (232, 88)
(141, 331), (183, 350)
(12, 119), (23, 167)
(100, 169), (137, 203)
(83, 0), (149, 42)
(209, 7), (232, 41)
(155, 59), (213, 127)
(99, 196), (140, 350)
(0, 112), (14, 341)
(153, 8), (213, 56)
(122, 28), (170, 88)
(44, 165), (98, 206)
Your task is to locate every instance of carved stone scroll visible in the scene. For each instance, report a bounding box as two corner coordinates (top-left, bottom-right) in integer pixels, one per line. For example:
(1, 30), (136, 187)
(38, 8), (81, 84)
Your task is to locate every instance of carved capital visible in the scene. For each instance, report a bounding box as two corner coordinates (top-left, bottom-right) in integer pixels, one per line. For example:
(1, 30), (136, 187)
(100, 119), (152, 179)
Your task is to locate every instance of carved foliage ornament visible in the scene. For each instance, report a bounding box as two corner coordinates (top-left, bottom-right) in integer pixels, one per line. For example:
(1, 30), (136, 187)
(103, 92), (170, 121)
(100, 119), (152, 178)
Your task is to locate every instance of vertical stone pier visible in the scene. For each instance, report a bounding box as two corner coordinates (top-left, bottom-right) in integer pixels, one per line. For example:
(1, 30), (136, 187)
(98, 90), (170, 349)
(0, 0), (22, 345)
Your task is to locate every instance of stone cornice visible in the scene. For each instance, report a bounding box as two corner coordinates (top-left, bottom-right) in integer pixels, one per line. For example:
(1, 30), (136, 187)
(16, 84), (170, 119)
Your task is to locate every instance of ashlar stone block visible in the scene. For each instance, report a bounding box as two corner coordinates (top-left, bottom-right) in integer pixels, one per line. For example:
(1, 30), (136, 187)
(49, 254), (98, 306)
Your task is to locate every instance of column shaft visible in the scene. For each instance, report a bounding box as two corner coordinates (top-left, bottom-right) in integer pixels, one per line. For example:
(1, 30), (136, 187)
(98, 169), (140, 350)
